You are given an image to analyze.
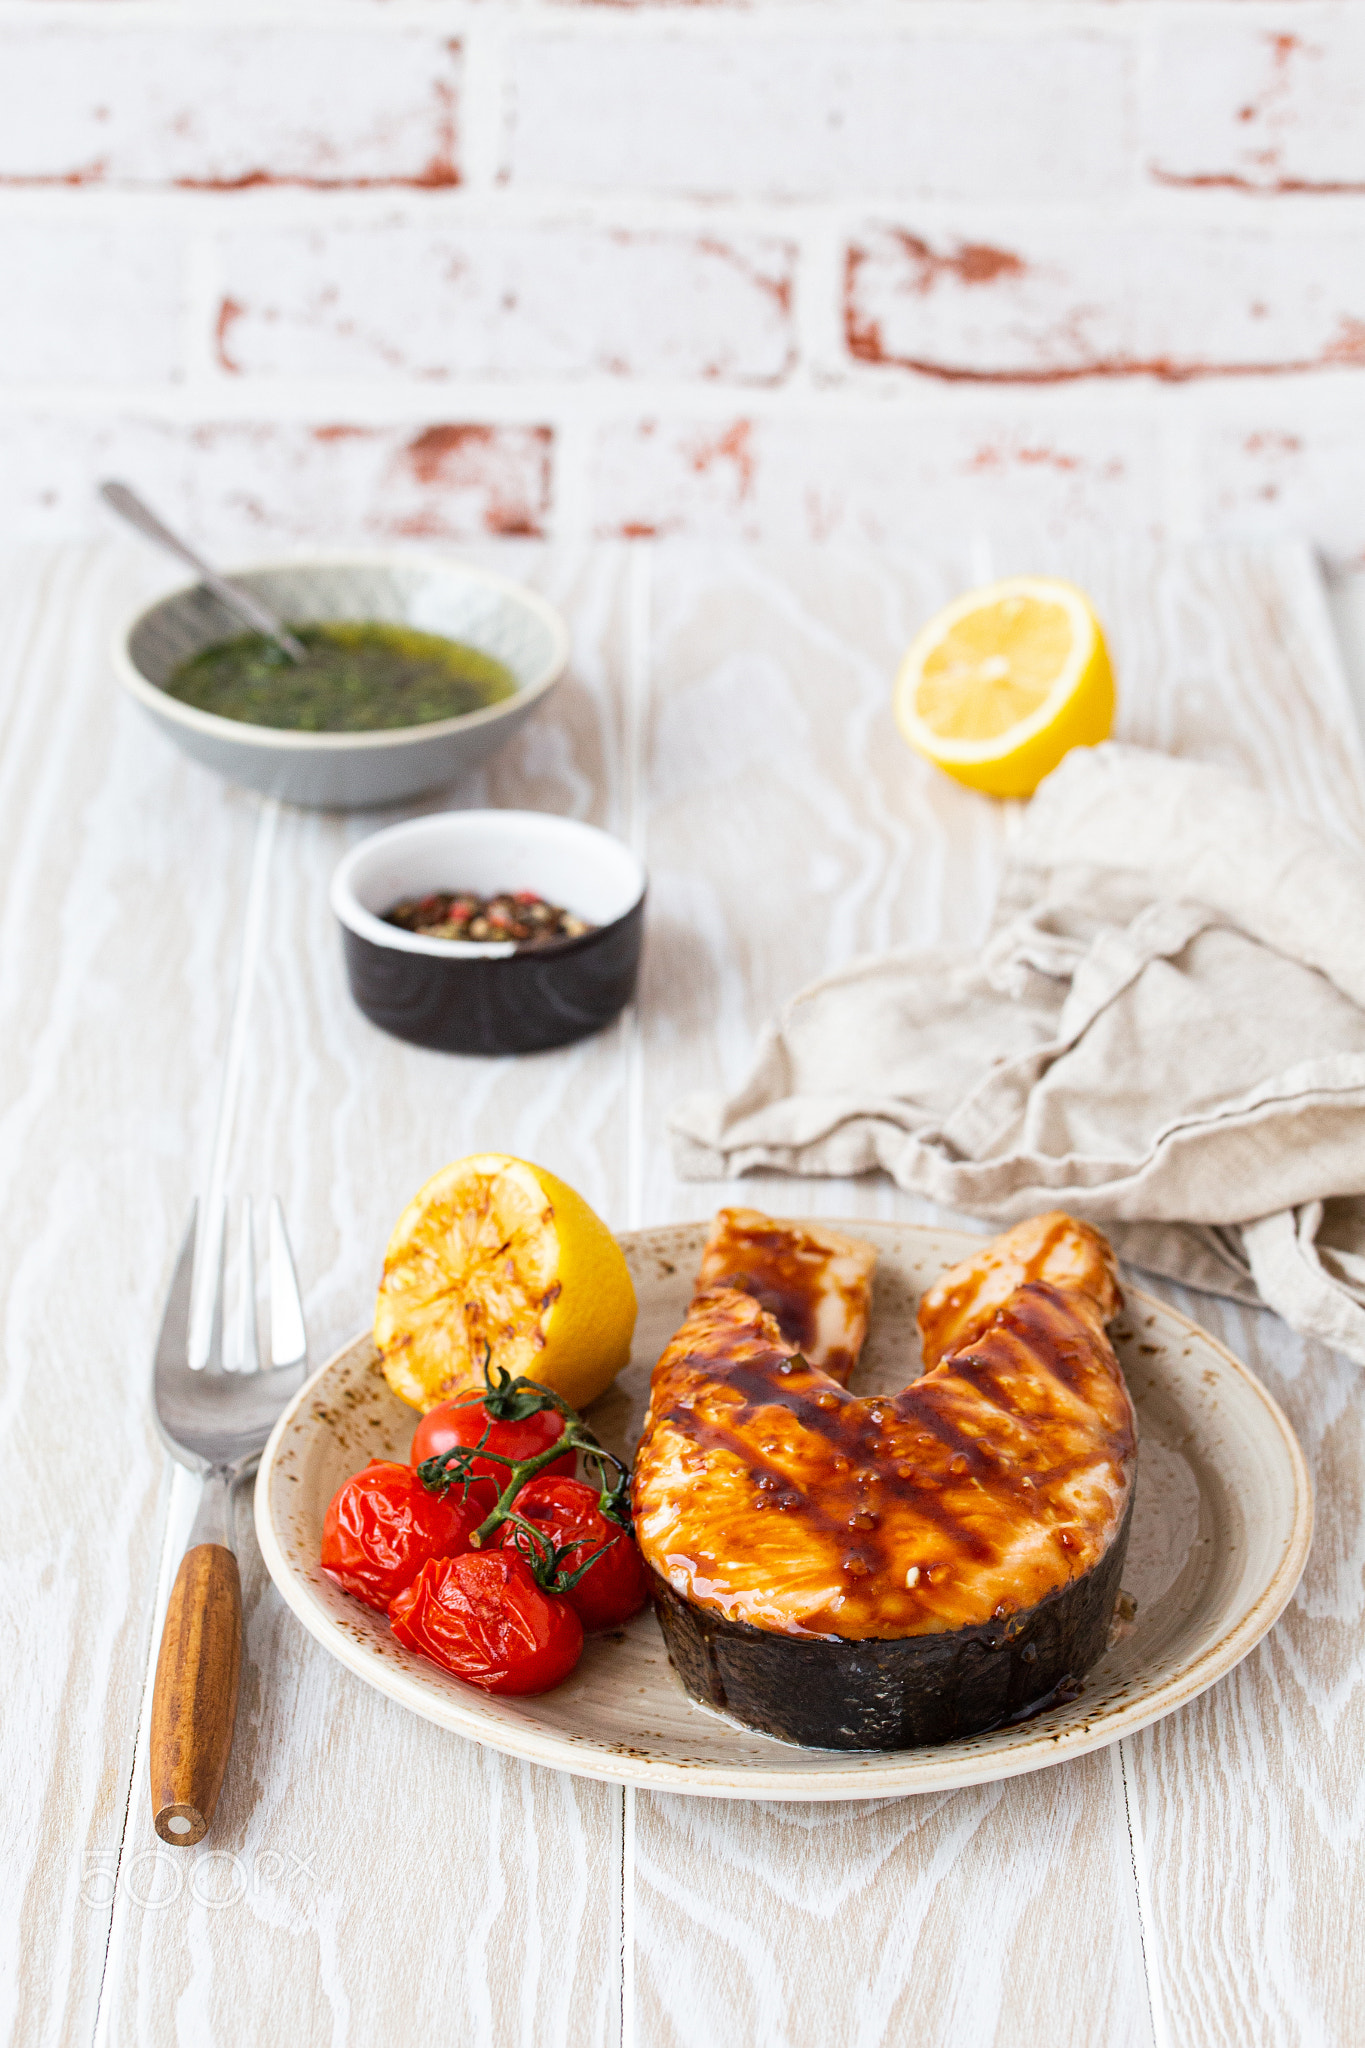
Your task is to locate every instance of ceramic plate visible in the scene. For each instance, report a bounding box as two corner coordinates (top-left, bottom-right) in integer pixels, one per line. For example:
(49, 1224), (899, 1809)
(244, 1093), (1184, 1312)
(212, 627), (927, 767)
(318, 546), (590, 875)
(255, 1220), (1312, 1799)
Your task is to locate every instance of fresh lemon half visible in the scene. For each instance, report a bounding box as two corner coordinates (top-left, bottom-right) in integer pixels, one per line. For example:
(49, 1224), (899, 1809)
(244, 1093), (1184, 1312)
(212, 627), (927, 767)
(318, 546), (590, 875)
(893, 576), (1114, 799)
(375, 1154), (637, 1414)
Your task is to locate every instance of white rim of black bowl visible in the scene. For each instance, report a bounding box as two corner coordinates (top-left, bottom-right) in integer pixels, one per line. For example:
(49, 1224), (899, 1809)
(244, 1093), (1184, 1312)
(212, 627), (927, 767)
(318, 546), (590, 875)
(330, 809), (648, 957)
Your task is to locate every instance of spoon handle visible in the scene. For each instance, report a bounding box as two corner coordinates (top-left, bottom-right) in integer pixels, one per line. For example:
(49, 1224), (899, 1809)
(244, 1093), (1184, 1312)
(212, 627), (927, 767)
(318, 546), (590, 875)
(100, 481), (308, 663)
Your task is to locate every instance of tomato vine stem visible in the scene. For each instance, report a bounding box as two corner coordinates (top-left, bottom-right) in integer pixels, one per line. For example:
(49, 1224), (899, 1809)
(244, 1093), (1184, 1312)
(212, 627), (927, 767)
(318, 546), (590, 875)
(414, 1356), (633, 1583)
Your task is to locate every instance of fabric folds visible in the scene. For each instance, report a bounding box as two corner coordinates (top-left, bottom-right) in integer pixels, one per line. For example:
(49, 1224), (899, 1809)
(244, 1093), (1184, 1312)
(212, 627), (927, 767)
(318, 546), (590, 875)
(671, 744), (1365, 1362)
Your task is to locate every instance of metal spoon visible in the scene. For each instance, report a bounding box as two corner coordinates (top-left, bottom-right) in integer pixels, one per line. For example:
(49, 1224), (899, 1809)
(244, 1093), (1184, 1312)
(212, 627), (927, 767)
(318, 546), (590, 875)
(100, 481), (307, 664)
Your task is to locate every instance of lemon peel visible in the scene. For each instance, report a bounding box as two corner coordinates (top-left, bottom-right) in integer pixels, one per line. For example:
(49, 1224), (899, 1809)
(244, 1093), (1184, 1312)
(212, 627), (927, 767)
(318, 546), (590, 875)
(375, 1153), (637, 1414)
(894, 576), (1115, 799)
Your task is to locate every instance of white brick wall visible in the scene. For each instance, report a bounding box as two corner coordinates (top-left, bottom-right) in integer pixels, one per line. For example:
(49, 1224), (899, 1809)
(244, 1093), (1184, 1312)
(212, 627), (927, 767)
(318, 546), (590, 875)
(0, 28), (460, 188)
(504, 32), (1132, 199)
(1144, 18), (1365, 191)
(212, 222), (796, 382)
(589, 411), (1165, 548)
(0, 2), (1362, 567)
(0, 221), (187, 383)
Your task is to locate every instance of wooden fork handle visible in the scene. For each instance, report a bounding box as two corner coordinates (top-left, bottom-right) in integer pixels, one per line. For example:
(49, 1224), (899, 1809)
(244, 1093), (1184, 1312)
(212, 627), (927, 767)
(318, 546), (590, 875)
(150, 1544), (242, 1846)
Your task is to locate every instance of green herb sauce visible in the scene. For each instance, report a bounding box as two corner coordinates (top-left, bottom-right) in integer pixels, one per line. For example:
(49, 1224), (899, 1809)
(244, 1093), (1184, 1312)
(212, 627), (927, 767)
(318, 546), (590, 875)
(165, 621), (519, 733)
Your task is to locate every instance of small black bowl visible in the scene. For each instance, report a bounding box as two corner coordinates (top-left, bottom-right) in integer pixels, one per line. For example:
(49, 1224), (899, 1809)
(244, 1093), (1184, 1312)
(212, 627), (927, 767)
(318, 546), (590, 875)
(331, 810), (646, 1055)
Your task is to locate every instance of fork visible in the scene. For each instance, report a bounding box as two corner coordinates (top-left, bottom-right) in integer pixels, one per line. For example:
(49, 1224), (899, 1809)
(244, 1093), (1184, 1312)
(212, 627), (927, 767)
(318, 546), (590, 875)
(148, 1197), (308, 1846)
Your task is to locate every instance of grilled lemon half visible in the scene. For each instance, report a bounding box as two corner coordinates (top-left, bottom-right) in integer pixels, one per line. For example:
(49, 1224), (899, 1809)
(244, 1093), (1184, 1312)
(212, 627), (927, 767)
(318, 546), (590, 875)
(375, 1153), (637, 1413)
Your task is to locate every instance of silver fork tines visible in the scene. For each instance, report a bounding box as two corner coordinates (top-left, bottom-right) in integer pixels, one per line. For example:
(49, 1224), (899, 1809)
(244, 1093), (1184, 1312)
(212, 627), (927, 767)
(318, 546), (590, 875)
(268, 1198), (307, 1373)
(199, 1208), (226, 1374)
(153, 1200), (309, 1478)
(192, 1196), (307, 1377)
(232, 1197), (259, 1375)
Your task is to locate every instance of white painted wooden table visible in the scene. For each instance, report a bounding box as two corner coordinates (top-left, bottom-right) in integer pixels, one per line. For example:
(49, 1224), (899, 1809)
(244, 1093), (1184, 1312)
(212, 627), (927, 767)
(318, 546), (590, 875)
(6, 537), (1365, 2048)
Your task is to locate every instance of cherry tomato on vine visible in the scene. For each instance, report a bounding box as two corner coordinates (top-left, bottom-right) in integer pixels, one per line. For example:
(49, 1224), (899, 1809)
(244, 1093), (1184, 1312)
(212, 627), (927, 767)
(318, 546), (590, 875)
(410, 1395), (576, 1515)
(388, 1551), (584, 1695)
(498, 1477), (650, 1631)
(321, 1460), (478, 1613)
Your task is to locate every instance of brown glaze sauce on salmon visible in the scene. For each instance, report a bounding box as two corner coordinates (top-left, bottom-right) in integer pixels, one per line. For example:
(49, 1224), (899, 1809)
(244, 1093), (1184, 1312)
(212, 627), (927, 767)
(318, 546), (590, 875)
(694, 1207), (876, 1386)
(632, 1211), (1135, 1643)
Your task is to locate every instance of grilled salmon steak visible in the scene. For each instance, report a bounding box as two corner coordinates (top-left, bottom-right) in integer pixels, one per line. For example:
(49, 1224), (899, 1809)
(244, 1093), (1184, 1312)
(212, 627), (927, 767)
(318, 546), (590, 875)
(633, 1209), (1136, 1749)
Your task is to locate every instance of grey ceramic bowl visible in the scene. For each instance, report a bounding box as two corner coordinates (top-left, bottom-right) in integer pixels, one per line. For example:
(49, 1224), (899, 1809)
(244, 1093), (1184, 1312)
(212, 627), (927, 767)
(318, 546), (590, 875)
(114, 551), (570, 810)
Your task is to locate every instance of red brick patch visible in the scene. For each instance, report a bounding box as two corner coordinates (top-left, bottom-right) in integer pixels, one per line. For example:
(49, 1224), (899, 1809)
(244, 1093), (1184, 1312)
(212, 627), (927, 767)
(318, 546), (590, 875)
(589, 413), (1161, 546)
(1145, 18), (1365, 193)
(844, 222), (1365, 382)
(1197, 420), (1365, 569)
(0, 418), (553, 546)
(390, 424), (552, 535)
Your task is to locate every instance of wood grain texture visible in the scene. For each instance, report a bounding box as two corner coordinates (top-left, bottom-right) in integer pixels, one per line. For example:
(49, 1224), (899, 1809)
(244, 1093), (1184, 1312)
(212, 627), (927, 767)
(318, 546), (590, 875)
(632, 539), (1365, 2048)
(988, 538), (1365, 2048)
(633, 542), (1154, 2048)
(0, 542), (263, 2048)
(635, 1754), (1150, 2048)
(1123, 1286), (1365, 2048)
(635, 543), (1010, 1230)
(3, 535), (1362, 2048)
(102, 542), (635, 2048)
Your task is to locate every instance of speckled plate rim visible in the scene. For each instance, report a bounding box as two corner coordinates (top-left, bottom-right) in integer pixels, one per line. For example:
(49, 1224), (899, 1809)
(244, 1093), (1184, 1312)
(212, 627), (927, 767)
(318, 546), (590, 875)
(254, 1222), (1313, 1800)
(113, 546), (571, 753)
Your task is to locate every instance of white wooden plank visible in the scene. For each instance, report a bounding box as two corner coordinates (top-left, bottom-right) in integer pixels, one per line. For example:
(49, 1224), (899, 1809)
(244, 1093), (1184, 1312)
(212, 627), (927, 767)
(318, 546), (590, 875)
(634, 541), (1010, 1233)
(0, 543), (262, 2048)
(1120, 1288), (1365, 2048)
(1021, 538), (1365, 2045)
(12, 534), (1363, 2048)
(631, 541), (1153, 2048)
(102, 542), (637, 2048)
(635, 1756), (1150, 2048)
(629, 535), (1365, 2048)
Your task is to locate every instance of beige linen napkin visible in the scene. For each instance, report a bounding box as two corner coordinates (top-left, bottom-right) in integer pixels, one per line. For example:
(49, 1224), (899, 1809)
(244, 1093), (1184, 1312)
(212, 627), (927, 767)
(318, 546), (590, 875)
(670, 743), (1365, 1362)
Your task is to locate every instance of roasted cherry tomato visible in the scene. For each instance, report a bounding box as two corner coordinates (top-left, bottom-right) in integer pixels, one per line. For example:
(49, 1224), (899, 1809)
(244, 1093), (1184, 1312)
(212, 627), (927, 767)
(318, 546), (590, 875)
(321, 1459), (478, 1613)
(410, 1396), (576, 1515)
(498, 1476), (650, 1631)
(388, 1551), (584, 1695)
